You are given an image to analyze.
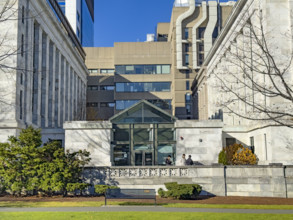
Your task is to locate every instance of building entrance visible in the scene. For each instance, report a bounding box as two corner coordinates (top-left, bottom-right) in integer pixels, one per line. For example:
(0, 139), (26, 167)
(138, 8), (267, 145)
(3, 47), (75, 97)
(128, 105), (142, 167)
(110, 100), (177, 166)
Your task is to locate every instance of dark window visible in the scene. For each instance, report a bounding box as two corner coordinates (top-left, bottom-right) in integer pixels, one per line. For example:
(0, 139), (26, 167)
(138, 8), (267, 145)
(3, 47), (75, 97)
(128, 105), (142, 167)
(185, 44), (189, 52)
(186, 104), (191, 115)
(115, 65), (170, 75)
(19, 90), (23, 120)
(100, 85), (115, 91)
(22, 6), (25, 23)
(198, 27), (206, 39)
(87, 102), (98, 107)
(226, 138), (236, 147)
(101, 102), (115, 107)
(21, 34), (24, 56)
(185, 54), (189, 66)
(186, 81), (190, 90)
(87, 86), (98, 90)
(184, 28), (189, 39)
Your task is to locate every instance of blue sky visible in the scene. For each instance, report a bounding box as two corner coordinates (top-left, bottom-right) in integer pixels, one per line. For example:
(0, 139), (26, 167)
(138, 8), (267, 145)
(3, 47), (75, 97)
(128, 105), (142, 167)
(94, 0), (174, 47)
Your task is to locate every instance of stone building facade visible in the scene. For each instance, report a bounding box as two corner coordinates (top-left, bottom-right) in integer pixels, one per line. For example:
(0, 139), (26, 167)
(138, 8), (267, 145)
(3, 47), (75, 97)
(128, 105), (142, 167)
(0, 0), (88, 144)
(192, 0), (293, 165)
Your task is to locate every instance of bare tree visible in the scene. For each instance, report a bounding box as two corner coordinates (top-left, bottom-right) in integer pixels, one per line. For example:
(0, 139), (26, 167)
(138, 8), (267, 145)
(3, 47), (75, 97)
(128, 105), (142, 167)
(210, 9), (293, 128)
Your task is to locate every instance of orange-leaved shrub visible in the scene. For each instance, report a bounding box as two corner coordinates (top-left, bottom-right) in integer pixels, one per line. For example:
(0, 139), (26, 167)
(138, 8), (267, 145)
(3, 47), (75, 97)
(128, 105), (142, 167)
(232, 148), (258, 165)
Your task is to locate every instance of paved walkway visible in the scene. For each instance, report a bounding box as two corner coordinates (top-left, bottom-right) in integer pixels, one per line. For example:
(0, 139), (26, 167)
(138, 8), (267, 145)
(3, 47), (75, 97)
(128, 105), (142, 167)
(0, 206), (293, 214)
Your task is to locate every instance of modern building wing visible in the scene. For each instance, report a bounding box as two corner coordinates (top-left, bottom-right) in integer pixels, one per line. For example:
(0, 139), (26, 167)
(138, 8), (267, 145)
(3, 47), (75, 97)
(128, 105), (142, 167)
(85, 0), (236, 121)
(57, 0), (94, 46)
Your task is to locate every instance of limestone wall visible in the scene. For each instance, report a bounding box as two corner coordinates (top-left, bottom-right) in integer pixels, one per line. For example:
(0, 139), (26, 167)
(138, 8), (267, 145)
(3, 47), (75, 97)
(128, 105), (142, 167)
(83, 165), (293, 198)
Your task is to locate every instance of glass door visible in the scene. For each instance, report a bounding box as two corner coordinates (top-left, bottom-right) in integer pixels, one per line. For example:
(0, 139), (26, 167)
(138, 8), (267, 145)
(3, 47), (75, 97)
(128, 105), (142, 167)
(135, 152), (143, 166)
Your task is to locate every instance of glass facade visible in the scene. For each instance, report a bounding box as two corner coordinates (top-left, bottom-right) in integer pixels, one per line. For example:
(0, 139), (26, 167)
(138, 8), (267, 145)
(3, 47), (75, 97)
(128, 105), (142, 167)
(111, 101), (176, 166)
(116, 99), (171, 111)
(116, 65), (170, 75)
(81, 0), (94, 46)
(116, 82), (171, 93)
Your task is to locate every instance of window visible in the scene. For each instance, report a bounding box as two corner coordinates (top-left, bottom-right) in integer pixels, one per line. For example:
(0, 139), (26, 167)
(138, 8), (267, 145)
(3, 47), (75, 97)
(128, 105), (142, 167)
(185, 54), (189, 66)
(186, 104), (191, 115)
(100, 85), (114, 91)
(77, 27), (80, 39)
(20, 73), (23, 85)
(186, 81), (190, 90)
(116, 82), (171, 93)
(88, 69), (98, 73)
(184, 28), (189, 39)
(198, 27), (205, 39)
(77, 11), (80, 22)
(101, 102), (115, 107)
(87, 86), (98, 90)
(21, 34), (24, 56)
(185, 93), (191, 103)
(87, 103), (98, 107)
(19, 90), (23, 120)
(22, 6), (25, 23)
(115, 65), (170, 75)
(185, 44), (189, 52)
(116, 100), (171, 110)
(101, 69), (114, 73)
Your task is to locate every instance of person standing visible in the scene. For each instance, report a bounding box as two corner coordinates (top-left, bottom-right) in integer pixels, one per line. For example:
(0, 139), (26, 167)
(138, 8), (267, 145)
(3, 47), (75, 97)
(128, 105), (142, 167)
(179, 154), (187, 166)
(186, 155), (194, 165)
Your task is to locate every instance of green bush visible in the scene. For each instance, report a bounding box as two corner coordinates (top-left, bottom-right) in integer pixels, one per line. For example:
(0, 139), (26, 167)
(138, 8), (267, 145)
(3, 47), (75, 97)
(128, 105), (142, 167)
(218, 149), (228, 165)
(158, 188), (166, 198)
(94, 185), (119, 196)
(66, 183), (91, 196)
(158, 182), (202, 200)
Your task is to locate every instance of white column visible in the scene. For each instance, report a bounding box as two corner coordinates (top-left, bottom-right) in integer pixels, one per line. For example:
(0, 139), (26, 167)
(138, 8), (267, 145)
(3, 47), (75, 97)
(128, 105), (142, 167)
(58, 52), (62, 127)
(37, 28), (43, 127)
(63, 60), (67, 123)
(51, 45), (56, 128)
(45, 37), (50, 127)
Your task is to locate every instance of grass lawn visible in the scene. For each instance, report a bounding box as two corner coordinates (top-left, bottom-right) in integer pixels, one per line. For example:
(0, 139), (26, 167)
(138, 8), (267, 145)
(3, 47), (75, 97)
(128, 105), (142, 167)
(0, 212), (292, 220)
(0, 201), (292, 210)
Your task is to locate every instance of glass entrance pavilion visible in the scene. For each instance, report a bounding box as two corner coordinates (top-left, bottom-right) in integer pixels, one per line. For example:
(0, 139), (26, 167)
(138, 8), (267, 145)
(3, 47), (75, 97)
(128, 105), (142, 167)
(110, 100), (177, 166)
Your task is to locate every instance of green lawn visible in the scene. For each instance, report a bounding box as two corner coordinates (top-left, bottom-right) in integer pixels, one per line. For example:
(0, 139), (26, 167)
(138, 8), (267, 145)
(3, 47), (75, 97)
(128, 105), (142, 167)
(0, 212), (292, 220)
(0, 201), (292, 210)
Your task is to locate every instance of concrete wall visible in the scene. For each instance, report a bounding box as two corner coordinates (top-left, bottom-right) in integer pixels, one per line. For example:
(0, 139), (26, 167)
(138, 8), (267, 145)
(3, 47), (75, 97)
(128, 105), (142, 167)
(175, 120), (223, 165)
(64, 121), (112, 166)
(83, 165), (293, 198)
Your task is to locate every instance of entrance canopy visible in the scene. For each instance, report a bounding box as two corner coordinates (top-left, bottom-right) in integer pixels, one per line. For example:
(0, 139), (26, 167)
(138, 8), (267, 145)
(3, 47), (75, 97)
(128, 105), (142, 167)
(110, 100), (177, 124)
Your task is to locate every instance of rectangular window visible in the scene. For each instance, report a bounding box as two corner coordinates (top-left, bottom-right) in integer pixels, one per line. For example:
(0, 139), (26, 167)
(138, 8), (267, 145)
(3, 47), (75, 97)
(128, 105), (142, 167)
(198, 27), (205, 39)
(186, 104), (191, 115)
(100, 85), (115, 91)
(101, 69), (114, 73)
(87, 103), (98, 107)
(77, 27), (80, 39)
(101, 102), (115, 107)
(22, 6), (25, 23)
(185, 44), (189, 52)
(21, 34), (24, 56)
(19, 90), (23, 120)
(115, 65), (170, 75)
(77, 11), (80, 22)
(185, 54), (189, 66)
(88, 69), (98, 73)
(184, 28), (189, 39)
(186, 81), (190, 90)
(115, 82), (171, 93)
(87, 86), (98, 90)
(20, 73), (23, 85)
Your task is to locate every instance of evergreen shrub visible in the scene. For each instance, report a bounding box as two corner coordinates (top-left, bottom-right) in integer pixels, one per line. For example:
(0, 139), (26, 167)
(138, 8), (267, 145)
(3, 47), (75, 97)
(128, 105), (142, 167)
(158, 182), (202, 200)
(94, 185), (119, 196)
